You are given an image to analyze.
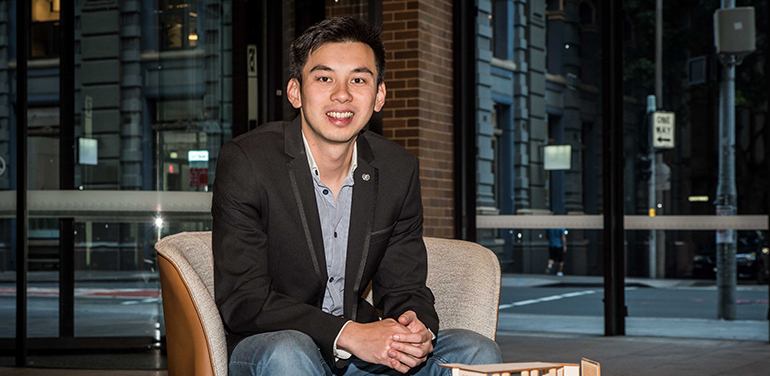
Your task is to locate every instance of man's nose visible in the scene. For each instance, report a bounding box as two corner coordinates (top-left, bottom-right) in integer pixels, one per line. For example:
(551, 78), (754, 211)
(331, 83), (352, 102)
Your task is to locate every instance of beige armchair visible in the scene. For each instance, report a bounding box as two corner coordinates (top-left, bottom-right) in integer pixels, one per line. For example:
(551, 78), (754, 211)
(156, 232), (501, 376)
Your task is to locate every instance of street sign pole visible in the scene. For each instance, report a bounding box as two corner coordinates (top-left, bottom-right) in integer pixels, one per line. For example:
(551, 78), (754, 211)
(647, 96), (657, 279)
(651, 111), (673, 279)
(714, 1), (756, 320)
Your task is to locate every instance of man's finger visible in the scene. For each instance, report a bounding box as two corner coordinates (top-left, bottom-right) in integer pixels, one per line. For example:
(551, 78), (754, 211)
(393, 331), (430, 344)
(390, 357), (411, 373)
(389, 348), (424, 368)
(391, 341), (429, 359)
(398, 311), (417, 325)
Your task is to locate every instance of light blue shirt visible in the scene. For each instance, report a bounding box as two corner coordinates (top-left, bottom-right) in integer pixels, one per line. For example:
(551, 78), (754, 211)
(302, 134), (357, 317)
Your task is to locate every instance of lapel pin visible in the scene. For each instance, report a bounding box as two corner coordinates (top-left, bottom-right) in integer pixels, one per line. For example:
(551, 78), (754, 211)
(362, 173), (370, 181)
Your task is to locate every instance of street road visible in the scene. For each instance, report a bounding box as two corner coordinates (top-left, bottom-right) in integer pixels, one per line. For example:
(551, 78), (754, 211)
(0, 281), (161, 338)
(0, 280), (767, 338)
(499, 285), (768, 320)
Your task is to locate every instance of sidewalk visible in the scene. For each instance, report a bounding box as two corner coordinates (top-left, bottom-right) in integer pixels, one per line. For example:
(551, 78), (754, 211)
(501, 273), (716, 288)
(496, 330), (770, 376)
(498, 312), (768, 341)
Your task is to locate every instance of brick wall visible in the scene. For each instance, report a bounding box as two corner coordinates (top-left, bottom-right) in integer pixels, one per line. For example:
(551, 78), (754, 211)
(326, 0), (369, 18)
(381, 0), (454, 238)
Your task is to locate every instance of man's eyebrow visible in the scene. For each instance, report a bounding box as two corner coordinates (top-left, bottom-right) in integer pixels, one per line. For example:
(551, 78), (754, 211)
(352, 67), (374, 76)
(309, 64), (333, 73)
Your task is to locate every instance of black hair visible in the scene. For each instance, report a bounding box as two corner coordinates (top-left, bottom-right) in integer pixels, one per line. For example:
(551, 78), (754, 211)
(290, 17), (385, 86)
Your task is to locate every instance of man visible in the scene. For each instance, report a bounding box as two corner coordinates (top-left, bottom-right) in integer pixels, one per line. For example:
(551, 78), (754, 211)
(546, 228), (567, 276)
(212, 16), (501, 376)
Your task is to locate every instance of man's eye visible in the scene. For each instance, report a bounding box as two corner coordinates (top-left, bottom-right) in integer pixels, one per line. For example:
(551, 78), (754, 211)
(318, 77), (330, 82)
(352, 78), (365, 84)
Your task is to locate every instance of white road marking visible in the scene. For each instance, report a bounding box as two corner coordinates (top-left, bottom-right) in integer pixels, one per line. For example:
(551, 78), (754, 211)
(498, 286), (640, 310)
(499, 290), (596, 310)
(120, 298), (160, 305)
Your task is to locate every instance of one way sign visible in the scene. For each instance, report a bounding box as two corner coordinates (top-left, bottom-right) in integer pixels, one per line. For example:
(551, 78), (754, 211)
(653, 111), (675, 149)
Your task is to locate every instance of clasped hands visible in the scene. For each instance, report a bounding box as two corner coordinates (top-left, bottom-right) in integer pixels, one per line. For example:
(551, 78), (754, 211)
(338, 310), (433, 373)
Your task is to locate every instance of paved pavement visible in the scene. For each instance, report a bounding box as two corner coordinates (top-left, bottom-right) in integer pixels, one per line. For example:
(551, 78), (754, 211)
(496, 330), (770, 376)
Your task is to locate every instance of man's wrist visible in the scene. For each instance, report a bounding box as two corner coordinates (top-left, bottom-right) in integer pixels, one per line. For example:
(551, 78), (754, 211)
(333, 321), (354, 360)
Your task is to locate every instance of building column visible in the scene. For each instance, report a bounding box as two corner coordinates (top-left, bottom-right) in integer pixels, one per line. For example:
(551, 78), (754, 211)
(562, 0), (583, 215)
(80, 0), (121, 190)
(120, 0), (142, 190)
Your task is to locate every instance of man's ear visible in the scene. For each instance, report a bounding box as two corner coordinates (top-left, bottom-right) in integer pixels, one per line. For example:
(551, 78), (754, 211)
(287, 78), (302, 109)
(374, 82), (386, 112)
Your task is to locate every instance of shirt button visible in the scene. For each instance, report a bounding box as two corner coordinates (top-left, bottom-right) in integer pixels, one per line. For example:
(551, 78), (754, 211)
(334, 232), (338, 238)
(322, 189), (329, 195)
(329, 277), (334, 282)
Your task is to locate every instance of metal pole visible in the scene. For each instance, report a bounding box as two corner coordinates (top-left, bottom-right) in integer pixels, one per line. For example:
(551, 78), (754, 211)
(453, 0), (477, 241)
(654, 0), (666, 280)
(647, 96), (657, 279)
(16, 0), (31, 365)
(59, 0), (76, 339)
(655, 0), (663, 109)
(716, 0), (737, 320)
(602, 0), (626, 336)
(766, 2), (770, 344)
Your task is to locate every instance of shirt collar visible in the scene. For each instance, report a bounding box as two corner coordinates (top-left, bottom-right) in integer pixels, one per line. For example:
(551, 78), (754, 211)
(301, 131), (358, 181)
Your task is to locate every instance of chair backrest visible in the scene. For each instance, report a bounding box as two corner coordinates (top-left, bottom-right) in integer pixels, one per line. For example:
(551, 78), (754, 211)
(362, 237), (501, 340)
(424, 237), (501, 340)
(156, 232), (501, 376)
(156, 231), (227, 376)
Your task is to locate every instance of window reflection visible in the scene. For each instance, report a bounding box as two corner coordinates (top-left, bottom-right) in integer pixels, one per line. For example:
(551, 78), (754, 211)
(31, 0), (60, 58)
(160, 0), (198, 50)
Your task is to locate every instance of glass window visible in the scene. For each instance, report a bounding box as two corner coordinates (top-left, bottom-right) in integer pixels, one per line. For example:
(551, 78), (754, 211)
(31, 0), (60, 58)
(620, 0), (768, 338)
(476, 0), (606, 336)
(477, 0), (768, 342)
(0, 0), (15, 342)
(160, 0), (198, 50)
(69, 0), (230, 340)
(2, 0), (232, 348)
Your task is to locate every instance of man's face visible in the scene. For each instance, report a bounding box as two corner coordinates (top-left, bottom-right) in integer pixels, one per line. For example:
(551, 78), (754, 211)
(287, 42), (386, 146)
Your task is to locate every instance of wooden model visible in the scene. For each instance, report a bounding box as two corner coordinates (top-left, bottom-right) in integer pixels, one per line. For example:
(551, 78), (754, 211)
(440, 358), (599, 376)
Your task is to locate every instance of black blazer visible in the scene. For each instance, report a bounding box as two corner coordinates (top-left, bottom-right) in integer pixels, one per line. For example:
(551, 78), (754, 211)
(212, 116), (439, 364)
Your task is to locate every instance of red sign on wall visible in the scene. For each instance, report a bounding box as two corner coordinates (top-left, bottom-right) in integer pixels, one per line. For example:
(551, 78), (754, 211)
(190, 168), (208, 187)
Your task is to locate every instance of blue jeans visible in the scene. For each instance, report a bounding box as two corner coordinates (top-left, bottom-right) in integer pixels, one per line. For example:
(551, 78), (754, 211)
(229, 328), (502, 376)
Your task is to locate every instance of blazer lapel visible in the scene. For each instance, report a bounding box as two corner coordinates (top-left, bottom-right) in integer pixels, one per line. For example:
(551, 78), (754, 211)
(344, 134), (377, 321)
(285, 117), (328, 289)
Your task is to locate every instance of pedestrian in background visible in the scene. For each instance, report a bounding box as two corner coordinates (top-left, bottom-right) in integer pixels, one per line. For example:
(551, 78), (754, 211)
(546, 228), (567, 276)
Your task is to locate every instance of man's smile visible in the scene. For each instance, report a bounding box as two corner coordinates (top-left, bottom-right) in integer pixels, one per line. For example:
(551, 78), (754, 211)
(326, 111), (354, 119)
(326, 111), (355, 127)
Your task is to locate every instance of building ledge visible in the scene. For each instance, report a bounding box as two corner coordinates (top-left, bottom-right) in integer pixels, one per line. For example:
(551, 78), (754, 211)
(491, 57), (517, 72)
(140, 49), (206, 62)
(8, 58), (60, 69)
